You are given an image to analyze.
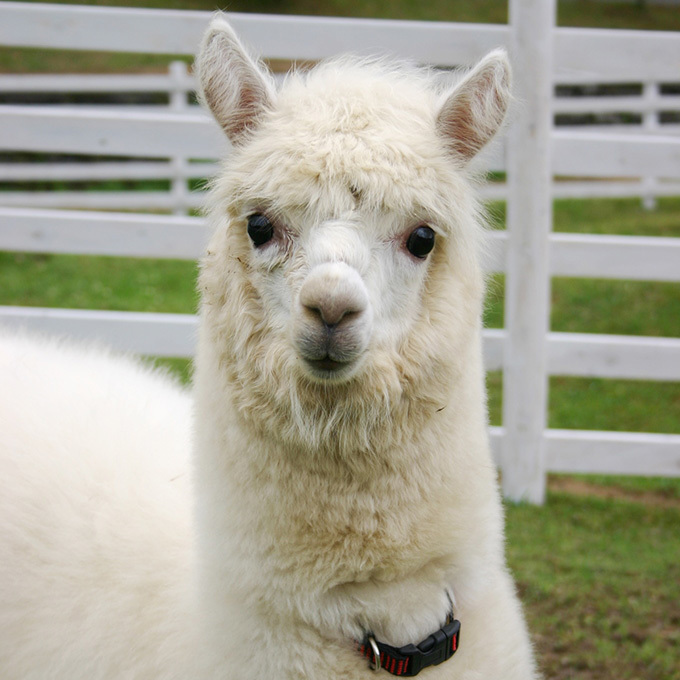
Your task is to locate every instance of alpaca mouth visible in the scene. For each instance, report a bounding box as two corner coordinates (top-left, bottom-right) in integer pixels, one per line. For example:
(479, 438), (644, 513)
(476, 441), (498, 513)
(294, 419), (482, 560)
(304, 355), (351, 374)
(296, 330), (364, 379)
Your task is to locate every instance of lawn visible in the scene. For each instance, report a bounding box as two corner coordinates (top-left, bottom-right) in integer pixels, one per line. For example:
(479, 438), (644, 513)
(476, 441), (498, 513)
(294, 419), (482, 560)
(507, 490), (680, 680)
(1, 2), (679, 678)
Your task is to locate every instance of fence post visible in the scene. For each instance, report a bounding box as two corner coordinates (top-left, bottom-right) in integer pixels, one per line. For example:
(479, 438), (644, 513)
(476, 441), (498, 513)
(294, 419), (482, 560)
(501, 0), (556, 504)
(641, 80), (658, 210)
(169, 60), (189, 215)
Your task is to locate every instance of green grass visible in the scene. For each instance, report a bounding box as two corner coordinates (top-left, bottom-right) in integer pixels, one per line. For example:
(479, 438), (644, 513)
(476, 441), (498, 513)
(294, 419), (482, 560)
(487, 371), (680, 434)
(0, 251), (197, 313)
(486, 196), (680, 238)
(151, 356), (194, 385)
(486, 273), (680, 339)
(549, 377), (680, 434)
(554, 197), (680, 239)
(506, 491), (680, 680)
(551, 278), (680, 338)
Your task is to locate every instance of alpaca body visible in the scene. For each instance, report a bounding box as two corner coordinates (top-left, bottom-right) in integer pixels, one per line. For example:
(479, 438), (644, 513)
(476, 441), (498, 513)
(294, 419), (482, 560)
(0, 336), (195, 679)
(0, 331), (535, 680)
(0, 15), (539, 679)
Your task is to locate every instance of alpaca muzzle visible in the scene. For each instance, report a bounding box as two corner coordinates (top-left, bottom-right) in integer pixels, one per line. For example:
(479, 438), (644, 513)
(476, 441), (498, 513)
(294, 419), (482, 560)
(295, 262), (372, 378)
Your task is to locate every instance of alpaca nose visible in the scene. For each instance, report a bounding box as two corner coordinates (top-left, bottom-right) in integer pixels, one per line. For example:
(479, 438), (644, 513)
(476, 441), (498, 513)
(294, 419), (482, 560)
(299, 263), (368, 328)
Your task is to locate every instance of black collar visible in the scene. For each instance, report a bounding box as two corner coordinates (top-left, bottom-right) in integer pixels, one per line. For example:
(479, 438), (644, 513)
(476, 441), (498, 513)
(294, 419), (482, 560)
(356, 615), (461, 676)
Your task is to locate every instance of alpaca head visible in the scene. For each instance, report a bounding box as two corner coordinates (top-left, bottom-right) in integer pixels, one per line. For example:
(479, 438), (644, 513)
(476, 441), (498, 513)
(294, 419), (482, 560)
(195, 17), (510, 457)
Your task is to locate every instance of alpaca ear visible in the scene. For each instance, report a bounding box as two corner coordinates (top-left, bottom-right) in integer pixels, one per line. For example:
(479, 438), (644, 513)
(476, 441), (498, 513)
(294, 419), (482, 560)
(196, 15), (275, 145)
(436, 49), (511, 163)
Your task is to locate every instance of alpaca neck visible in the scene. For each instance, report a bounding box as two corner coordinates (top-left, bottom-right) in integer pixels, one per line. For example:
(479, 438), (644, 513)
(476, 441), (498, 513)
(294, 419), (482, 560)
(192, 323), (496, 578)
(191, 326), (502, 665)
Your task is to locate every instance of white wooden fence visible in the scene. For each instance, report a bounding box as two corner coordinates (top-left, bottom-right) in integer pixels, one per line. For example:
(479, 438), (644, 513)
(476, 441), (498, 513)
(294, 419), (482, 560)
(1, 56), (679, 212)
(0, 1), (679, 502)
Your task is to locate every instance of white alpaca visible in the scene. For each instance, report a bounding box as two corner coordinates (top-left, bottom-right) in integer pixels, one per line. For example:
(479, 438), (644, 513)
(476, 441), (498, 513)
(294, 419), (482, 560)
(0, 16), (539, 680)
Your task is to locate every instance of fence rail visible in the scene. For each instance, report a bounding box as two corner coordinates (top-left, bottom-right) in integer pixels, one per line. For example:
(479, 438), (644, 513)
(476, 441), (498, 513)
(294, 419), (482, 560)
(4, 304), (679, 383)
(1, 104), (678, 209)
(2, 60), (679, 210)
(4, 207), (680, 282)
(1, 1), (679, 501)
(2, 1), (680, 81)
(1, 15), (679, 213)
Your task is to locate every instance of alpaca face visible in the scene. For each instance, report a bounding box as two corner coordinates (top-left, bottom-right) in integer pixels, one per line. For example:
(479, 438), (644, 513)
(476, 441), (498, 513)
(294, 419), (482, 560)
(240, 205), (437, 384)
(196, 18), (510, 449)
(219, 90), (458, 387)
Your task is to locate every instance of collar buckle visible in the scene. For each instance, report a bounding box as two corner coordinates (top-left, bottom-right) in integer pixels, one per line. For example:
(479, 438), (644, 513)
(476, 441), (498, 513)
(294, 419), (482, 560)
(361, 618), (461, 677)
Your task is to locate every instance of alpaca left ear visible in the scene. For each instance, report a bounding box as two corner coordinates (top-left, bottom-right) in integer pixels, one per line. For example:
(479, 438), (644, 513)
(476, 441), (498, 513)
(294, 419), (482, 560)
(436, 49), (511, 163)
(196, 15), (275, 145)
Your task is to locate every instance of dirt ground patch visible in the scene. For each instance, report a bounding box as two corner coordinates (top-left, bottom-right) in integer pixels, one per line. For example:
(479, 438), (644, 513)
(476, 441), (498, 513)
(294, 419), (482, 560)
(548, 476), (680, 510)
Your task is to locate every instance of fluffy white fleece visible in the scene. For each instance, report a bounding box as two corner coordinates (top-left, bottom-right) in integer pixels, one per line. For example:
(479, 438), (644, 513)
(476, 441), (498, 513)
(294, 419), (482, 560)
(0, 15), (539, 680)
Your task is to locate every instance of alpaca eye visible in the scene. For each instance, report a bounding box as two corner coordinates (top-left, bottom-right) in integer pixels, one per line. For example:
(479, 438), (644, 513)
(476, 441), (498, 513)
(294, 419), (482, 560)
(406, 225), (435, 258)
(247, 213), (274, 246)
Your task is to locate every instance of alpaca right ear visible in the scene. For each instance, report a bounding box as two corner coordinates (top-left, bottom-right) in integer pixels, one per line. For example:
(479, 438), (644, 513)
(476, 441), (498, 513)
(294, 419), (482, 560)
(196, 15), (274, 145)
(436, 49), (511, 163)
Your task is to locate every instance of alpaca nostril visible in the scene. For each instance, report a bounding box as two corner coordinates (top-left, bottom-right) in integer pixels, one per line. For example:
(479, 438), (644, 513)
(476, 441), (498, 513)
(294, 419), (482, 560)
(304, 298), (362, 328)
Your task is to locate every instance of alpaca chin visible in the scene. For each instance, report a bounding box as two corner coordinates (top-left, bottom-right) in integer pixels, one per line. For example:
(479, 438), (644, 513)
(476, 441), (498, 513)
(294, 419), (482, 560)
(236, 343), (407, 460)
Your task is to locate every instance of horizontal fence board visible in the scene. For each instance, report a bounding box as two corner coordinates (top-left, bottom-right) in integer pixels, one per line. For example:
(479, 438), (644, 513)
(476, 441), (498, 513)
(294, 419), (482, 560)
(3, 209), (679, 283)
(1, 305), (677, 381)
(487, 230), (680, 282)
(0, 2), (507, 64)
(533, 179), (680, 200)
(554, 27), (680, 84)
(549, 232), (680, 282)
(482, 328), (504, 372)
(552, 131), (680, 178)
(1, 3), (680, 82)
(490, 427), (680, 477)
(480, 179), (680, 201)
(0, 208), (208, 259)
(0, 2), (209, 56)
(0, 161), (218, 182)
(547, 332), (680, 382)
(0, 191), (206, 211)
(226, 15), (507, 66)
(3, 107), (680, 178)
(0, 106), (224, 158)
(0, 73), (193, 92)
(0, 306), (196, 357)
(486, 329), (680, 381)
(545, 430), (680, 476)
(554, 94), (680, 115)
